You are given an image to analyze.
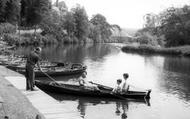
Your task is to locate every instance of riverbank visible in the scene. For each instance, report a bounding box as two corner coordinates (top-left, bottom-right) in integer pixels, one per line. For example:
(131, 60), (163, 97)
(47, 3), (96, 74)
(121, 44), (190, 57)
(0, 66), (45, 119)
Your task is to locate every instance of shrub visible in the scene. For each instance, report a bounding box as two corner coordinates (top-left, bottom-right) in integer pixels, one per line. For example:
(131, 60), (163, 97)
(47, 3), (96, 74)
(3, 32), (56, 45)
(0, 23), (16, 34)
(43, 34), (58, 44)
(4, 34), (20, 45)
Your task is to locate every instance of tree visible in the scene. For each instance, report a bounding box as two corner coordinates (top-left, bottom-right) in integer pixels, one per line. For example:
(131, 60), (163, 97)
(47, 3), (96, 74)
(63, 12), (76, 39)
(0, 0), (21, 24)
(40, 9), (66, 42)
(139, 5), (190, 47)
(143, 13), (158, 28)
(111, 24), (122, 40)
(57, 1), (68, 12)
(20, 0), (50, 27)
(88, 23), (102, 42)
(71, 5), (89, 41)
(55, 0), (59, 7)
(90, 14), (112, 42)
(0, 0), (9, 22)
(158, 6), (190, 46)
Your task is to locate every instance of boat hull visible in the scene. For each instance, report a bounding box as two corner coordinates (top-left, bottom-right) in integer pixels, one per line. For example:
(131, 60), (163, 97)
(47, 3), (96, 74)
(6, 62), (87, 77)
(35, 80), (151, 100)
(18, 68), (86, 77)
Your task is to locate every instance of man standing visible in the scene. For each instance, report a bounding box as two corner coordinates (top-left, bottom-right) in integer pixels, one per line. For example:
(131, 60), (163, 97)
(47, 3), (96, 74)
(25, 47), (42, 91)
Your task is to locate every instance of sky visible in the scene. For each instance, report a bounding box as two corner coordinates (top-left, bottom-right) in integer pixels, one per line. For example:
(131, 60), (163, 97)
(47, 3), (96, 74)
(52, 0), (190, 29)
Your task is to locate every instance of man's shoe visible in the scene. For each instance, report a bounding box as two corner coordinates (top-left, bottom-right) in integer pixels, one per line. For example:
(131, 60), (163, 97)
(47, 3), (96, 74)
(31, 88), (38, 91)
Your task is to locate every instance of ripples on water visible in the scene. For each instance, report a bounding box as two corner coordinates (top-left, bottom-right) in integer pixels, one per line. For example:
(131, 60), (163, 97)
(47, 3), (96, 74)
(15, 43), (190, 119)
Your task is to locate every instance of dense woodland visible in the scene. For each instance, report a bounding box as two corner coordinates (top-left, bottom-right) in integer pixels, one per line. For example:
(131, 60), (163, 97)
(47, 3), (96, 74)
(1, 0), (190, 47)
(136, 5), (190, 47)
(0, 0), (121, 45)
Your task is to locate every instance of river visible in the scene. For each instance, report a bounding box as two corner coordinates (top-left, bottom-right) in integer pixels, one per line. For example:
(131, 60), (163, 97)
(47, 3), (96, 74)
(15, 43), (190, 119)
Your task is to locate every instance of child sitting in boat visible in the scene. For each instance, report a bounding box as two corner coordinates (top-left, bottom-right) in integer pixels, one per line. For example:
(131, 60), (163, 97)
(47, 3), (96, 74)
(112, 79), (122, 93)
(79, 71), (100, 91)
(78, 71), (87, 86)
(122, 73), (129, 93)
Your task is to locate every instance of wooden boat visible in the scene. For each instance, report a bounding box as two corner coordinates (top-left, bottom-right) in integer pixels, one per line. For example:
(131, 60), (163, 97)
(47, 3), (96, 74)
(46, 91), (150, 106)
(6, 61), (59, 70)
(0, 55), (26, 66)
(7, 62), (87, 77)
(35, 80), (151, 100)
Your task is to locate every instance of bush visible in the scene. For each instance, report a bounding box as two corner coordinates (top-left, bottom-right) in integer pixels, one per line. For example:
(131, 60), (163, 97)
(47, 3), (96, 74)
(136, 32), (160, 46)
(4, 34), (20, 45)
(43, 34), (58, 44)
(4, 32), (57, 46)
(0, 23), (16, 34)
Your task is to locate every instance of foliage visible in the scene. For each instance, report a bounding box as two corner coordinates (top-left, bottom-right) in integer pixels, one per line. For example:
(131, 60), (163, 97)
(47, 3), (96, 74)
(4, 34), (20, 45)
(40, 9), (66, 42)
(57, 1), (68, 12)
(158, 6), (190, 47)
(88, 23), (102, 42)
(0, 0), (120, 45)
(0, 0), (21, 24)
(135, 27), (165, 46)
(140, 5), (190, 47)
(71, 5), (89, 41)
(63, 12), (76, 39)
(90, 14), (112, 42)
(143, 13), (159, 28)
(3, 32), (57, 45)
(0, 23), (16, 34)
(20, 0), (50, 27)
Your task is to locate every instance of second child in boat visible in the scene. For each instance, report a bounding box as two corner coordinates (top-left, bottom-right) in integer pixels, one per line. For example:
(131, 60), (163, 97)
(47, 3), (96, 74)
(79, 71), (100, 91)
(122, 73), (130, 93)
(112, 79), (122, 93)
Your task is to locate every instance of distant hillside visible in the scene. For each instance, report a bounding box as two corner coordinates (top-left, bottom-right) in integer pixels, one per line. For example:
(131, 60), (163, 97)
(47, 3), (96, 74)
(111, 28), (138, 37)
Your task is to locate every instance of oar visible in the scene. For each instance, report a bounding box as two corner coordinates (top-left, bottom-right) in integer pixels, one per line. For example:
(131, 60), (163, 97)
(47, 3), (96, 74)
(40, 70), (58, 84)
(89, 81), (128, 100)
(129, 84), (151, 91)
(88, 81), (113, 90)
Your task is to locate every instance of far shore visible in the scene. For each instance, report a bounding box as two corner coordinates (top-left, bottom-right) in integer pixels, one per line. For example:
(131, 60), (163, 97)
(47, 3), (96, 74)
(121, 44), (190, 57)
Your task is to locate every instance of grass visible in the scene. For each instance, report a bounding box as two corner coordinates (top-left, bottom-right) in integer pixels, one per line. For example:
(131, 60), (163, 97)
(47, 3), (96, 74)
(121, 44), (190, 57)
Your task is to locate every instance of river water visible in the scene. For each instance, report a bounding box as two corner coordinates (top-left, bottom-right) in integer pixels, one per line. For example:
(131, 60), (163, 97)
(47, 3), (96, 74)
(15, 43), (190, 119)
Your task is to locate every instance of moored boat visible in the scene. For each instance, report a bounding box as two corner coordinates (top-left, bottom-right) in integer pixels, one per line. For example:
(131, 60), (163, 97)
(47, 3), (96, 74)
(6, 62), (87, 77)
(35, 80), (151, 100)
(0, 55), (26, 66)
(46, 91), (151, 106)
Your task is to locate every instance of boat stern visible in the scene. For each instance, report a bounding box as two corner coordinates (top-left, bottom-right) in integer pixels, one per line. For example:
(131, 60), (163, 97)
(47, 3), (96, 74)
(145, 89), (151, 99)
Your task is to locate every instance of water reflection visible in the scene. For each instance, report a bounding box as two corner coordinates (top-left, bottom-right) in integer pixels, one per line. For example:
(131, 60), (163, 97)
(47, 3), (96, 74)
(14, 44), (118, 63)
(163, 56), (190, 75)
(44, 92), (149, 119)
(142, 55), (190, 101)
(14, 44), (190, 119)
(157, 72), (190, 101)
(115, 101), (128, 119)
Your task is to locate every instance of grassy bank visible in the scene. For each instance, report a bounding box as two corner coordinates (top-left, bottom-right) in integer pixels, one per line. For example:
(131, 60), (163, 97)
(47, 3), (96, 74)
(121, 44), (190, 57)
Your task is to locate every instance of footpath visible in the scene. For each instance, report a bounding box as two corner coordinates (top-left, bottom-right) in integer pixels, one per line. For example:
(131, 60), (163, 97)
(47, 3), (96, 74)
(0, 66), (77, 119)
(0, 66), (44, 119)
